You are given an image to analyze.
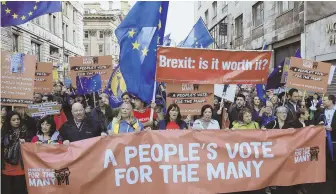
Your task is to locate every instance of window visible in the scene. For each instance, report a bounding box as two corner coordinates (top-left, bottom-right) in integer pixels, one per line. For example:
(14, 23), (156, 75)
(84, 31), (89, 39)
(84, 9), (89, 14)
(235, 14), (243, 37)
(66, 25), (68, 41)
(253, 1), (264, 27)
(49, 14), (52, 32)
(64, 54), (69, 63)
(73, 10), (76, 23)
(64, 2), (68, 15)
(278, 1), (294, 14)
(31, 41), (41, 62)
(197, 1), (201, 9)
(99, 44), (103, 53)
(84, 44), (88, 53)
(50, 46), (59, 56)
(13, 34), (19, 52)
(53, 15), (56, 34)
(73, 30), (76, 44)
(205, 10), (209, 26)
(212, 2), (217, 18)
(210, 17), (228, 49)
(99, 31), (104, 39)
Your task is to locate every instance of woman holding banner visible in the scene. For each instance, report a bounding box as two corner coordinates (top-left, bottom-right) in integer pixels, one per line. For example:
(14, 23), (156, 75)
(264, 106), (290, 129)
(1, 111), (28, 194)
(232, 108), (260, 130)
(158, 104), (187, 130)
(192, 105), (220, 130)
(108, 102), (145, 134)
(32, 116), (62, 144)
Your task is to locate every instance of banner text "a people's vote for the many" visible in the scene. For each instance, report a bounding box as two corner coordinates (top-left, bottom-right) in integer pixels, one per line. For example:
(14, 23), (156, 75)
(21, 127), (325, 194)
(156, 47), (272, 84)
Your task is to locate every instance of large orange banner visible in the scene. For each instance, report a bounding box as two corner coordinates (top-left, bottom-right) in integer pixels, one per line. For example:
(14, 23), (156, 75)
(156, 47), (272, 84)
(21, 127), (325, 194)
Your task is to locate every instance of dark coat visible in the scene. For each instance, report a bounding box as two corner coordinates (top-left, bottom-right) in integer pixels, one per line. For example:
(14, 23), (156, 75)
(313, 108), (336, 141)
(284, 101), (299, 123)
(59, 114), (105, 142)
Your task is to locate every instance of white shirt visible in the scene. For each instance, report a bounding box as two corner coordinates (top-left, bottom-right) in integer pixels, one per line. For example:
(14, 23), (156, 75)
(192, 119), (220, 130)
(325, 105), (336, 128)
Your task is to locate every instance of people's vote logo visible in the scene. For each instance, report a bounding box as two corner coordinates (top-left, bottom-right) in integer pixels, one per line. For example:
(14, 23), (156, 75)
(294, 146), (319, 164)
(55, 167), (71, 186)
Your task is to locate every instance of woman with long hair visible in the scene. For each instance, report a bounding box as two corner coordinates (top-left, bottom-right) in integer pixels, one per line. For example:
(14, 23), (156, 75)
(1, 111), (28, 194)
(1, 106), (9, 129)
(158, 104), (187, 130)
(32, 116), (62, 144)
(192, 104), (220, 130)
(251, 96), (263, 123)
(108, 102), (145, 134)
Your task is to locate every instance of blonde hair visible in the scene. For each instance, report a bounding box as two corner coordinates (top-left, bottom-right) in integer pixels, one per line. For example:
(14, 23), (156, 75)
(117, 103), (135, 121)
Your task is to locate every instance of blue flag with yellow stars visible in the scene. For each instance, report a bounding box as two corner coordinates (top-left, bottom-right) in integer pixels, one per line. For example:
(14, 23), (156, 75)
(115, 1), (169, 104)
(179, 17), (213, 48)
(76, 74), (102, 95)
(1, 1), (61, 27)
(104, 65), (127, 108)
(163, 33), (171, 46)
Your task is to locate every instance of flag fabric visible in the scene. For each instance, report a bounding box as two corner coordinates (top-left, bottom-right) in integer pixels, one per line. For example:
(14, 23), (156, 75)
(163, 33), (171, 46)
(1, 1), (61, 27)
(104, 65), (127, 108)
(179, 17), (214, 48)
(115, 1), (169, 103)
(256, 42), (268, 104)
(76, 74), (102, 95)
(266, 48), (301, 90)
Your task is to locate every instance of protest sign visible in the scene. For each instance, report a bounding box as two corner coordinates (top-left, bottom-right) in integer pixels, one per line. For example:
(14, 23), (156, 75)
(286, 57), (331, 93)
(26, 102), (62, 118)
(1, 51), (36, 106)
(34, 62), (53, 93)
(69, 56), (113, 88)
(156, 47), (272, 84)
(214, 84), (237, 102)
(166, 84), (213, 115)
(21, 127), (325, 194)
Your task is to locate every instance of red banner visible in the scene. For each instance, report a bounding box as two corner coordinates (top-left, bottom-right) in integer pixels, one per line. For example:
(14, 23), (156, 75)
(156, 47), (272, 84)
(21, 127), (325, 194)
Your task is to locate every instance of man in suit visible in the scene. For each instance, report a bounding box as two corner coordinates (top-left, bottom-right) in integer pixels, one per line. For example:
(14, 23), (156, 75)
(284, 88), (300, 123)
(59, 102), (106, 145)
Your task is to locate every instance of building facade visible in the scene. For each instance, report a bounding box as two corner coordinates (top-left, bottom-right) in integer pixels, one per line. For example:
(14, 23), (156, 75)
(1, 1), (85, 81)
(83, 2), (127, 64)
(195, 1), (335, 94)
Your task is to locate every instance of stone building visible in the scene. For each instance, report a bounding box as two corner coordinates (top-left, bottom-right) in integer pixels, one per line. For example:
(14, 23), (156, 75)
(83, 2), (128, 64)
(195, 1), (336, 94)
(1, 1), (85, 81)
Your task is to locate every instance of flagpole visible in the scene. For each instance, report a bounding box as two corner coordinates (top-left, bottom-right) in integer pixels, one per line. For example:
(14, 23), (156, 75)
(61, 2), (66, 84)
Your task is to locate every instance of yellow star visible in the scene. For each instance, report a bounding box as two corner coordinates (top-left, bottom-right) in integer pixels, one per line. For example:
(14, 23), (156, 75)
(141, 47), (148, 56)
(5, 8), (10, 14)
(132, 41), (140, 50)
(157, 37), (160, 44)
(21, 15), (26, 20)
(28, 11), (33, 16)
(158, 20), (161, 30)
(1, 1), (6, 5)
(12, 13), (18, 19)
(128, 29), (135, 38)
(36, 1), (39, 2)
(34, 5), (37, 10)
(159, 6), (162, 13)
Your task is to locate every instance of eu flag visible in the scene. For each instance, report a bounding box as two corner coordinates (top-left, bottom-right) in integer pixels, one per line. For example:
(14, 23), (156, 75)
(179, 17), (214, 48)
(163, 33), (171, 46)
(115, 2), (169, 103)
(1, 1), (61, 27)
(76, 74), (102, 95)
(104, 65), (127, 108)
(266, 48), (301, 90)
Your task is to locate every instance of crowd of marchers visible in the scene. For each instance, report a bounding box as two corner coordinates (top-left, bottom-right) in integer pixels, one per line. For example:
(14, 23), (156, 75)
(1, 81), (335, 194)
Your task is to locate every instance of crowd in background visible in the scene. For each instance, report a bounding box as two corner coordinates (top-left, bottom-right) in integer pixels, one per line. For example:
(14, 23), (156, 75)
(1, 80), (335, 194)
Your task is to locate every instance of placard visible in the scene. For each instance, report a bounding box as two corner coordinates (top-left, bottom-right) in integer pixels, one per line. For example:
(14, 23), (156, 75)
(214, 84), (237, 102)
(1, 51), (36, 106)
(34, 62), (53, 93)
(286, 57), (331, 93)
(69, 56), (113, 88)
(166, 84), (214, 116)
(27, 102), (62, 118)
(156, 47), (272, 84)
(21, 127), (325, 194)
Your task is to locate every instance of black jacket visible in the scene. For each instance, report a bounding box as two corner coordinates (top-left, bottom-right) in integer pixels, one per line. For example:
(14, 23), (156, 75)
(228, 104), (243, 128)
(313, 108), (336, 141)
(284, 101), (299, 123)
(288, 119), (312, 129)
(59, 115), (105, 142)
(264, 119), (291, 129)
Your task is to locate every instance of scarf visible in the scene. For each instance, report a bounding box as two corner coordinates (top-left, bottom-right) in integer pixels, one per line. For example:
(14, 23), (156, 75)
(3, 126), (26, 168)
